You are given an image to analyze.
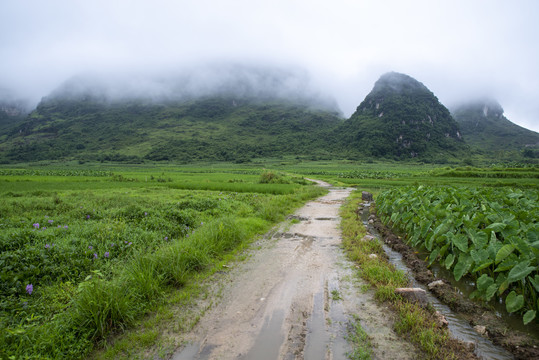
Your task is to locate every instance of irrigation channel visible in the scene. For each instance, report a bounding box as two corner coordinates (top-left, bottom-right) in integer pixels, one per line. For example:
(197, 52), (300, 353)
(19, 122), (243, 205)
(173, 181), (511, 359)
(360, 201), (514, 360)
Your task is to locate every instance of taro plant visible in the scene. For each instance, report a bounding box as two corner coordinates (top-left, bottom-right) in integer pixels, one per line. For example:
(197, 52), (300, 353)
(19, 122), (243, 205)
(376, 185), (539, 325)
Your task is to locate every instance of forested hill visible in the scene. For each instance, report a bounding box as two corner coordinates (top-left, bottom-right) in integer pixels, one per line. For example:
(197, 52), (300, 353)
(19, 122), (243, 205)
(451, 99), (539, 157)
(336, 72), (466, 160)
(1, 67), (537, 164)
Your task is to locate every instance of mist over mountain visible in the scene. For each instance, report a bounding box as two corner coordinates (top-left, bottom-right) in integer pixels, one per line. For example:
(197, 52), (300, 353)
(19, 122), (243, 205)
(337, 72), (465, 160)
(451, 98), (539, 156)
(44, 63), (340, 113)
(1, 65), (537, 164)
(0, 64), (344, 163)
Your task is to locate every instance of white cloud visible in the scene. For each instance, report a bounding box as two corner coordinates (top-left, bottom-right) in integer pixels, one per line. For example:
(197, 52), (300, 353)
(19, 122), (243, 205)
(1, 0), (538, 131)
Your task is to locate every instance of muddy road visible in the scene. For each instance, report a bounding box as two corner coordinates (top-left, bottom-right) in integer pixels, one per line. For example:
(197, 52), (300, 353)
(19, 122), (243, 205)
(173, 181), (417, 360)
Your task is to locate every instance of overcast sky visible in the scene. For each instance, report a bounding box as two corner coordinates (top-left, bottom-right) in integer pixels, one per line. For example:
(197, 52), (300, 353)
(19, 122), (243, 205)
(1, 0), (538, 131)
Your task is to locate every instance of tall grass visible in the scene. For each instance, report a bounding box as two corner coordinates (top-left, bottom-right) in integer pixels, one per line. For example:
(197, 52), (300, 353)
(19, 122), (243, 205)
(0, 167), (325, 359)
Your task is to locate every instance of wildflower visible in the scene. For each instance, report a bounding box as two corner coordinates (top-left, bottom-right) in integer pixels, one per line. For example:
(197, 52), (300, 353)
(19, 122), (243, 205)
(164, 236), (168, 241)
(26, 284), (33, 295)
(128, 242), (132, 246)
(33, 223), (39, 229)
(104, 251), (109, 258)
(45, 244), (50, 249)
(48, 219), (53, 224)
(64, 225), (68, 229)
(201, 222), (203, 225)
(57, 225), (61, 228)
(111, 243), (115, 247)
(93, 253), (98, 259)
(186, 234), (189, 238)
(144, 212), (148, 216)
(42, 227), (47, 230)
(86, 215), (90, 219)
(88, 245), (93, 250)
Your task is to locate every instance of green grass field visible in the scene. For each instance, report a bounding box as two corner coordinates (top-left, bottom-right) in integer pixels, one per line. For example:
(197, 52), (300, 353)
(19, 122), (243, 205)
(0, 165), (323, 359)
(0, 160), (537, 359)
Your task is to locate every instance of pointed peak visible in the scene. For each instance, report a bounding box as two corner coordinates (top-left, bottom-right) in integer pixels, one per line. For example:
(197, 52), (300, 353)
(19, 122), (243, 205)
(372, 72), (430, 95)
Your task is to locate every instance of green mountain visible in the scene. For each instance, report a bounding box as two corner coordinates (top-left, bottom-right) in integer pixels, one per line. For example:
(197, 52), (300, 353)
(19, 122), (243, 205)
(0, 67), (343, 163)
(451, 99), (539, 157)
(3, 68), (536, 164)
(337, 72), (465, 160)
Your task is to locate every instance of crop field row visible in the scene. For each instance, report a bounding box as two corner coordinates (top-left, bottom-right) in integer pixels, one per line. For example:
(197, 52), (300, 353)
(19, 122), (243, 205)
(0, 168), (324, 359)
(376, 186), (539, 325)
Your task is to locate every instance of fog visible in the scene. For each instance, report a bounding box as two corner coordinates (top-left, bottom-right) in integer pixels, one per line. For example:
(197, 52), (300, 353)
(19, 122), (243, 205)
(1, 0), (538, 131)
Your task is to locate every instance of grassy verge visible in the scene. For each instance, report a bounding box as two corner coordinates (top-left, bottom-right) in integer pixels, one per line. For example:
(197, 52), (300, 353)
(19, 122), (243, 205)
(340, 190), (462, 360)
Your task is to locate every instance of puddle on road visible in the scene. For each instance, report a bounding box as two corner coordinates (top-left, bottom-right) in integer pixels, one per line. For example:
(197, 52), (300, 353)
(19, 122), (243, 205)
(242, 309), (285, 360)
(361, 202), (514, 360)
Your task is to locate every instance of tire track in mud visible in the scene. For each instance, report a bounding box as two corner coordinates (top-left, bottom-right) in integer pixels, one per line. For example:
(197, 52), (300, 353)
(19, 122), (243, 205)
(173, 181), (418, 360)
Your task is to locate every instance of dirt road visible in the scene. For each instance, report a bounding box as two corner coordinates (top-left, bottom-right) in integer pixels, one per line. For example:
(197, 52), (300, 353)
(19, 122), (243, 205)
(173, 181), (417, 359)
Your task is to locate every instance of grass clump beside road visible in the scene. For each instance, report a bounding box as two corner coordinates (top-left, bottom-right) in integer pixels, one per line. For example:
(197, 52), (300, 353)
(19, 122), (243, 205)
(340, 190), (462, 360)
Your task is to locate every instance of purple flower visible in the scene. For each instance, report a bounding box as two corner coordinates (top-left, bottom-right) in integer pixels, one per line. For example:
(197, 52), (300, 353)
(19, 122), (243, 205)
(93, 253), (98, 259)
(164, 236), (168, 241)
(48, 219), (53, 224)
(45, 244), (50, 249)
(33, 223), (39, 229)
(64, 225), (68, 229)
(86, 215), (90, 219)
(111, 243), (115, 247)
(88, 245), (93, 250)
(42, 227), (47, 230)
(26, 284), (33, 295)
(144, 212), (148, 216)
(186, 234), (189, 238)
(127, 242), (132, 246)
(201, 222), (203, 225)
(104, 251), (109, 258)
(57, 225), (61, 228)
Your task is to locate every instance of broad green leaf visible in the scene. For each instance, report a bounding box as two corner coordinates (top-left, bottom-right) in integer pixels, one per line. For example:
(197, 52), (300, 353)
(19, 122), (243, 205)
(452, 234), (468, 253)
(528, 229), (538, 243)
(495, 256), (518, 273)
(445, 253), (455, 270)
(425, 233), (435, 251)
(438, 243), (449, 259)
(498, 280), (509, 295)
(453, 254), (472, 281)
(495, 244), (515, 264)
(523, 310), (536, 325)
(487, 240), (502, 261)
(486, 222), (506, 232)
(506, 261), (535, 284)
(529, 275), (539, 292)
(470, 249), (489, 264)
(472, 260), (493, 273)
(505, 291), (524, 313)
(477, 274), (494, 292)
(485, 283), (498, 301)
(428, 247), (440, 266)
(470, 231), (488, 249)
